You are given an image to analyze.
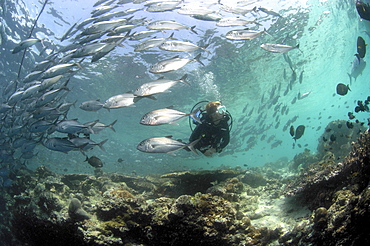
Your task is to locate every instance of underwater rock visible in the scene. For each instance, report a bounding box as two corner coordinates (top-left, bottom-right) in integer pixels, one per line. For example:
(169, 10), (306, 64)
(158, 170), (242, 197)
(68, 198), (90, 221)
(284, 129), (370, 209)
(291, 148), (320, 171)
(282, 129), (370, 244)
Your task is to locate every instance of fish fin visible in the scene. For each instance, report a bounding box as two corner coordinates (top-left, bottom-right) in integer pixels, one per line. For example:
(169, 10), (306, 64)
(347, 85), (351, 91)
(146, 95), (157, 100)
(166, 105), (174, 109)
(179, 74), (190, 86)
(193, 54), (205, 66)
(186, 138), (200, 155)
(202, 44), (211, 54)
(165, 135), (173, 138)
(263, 28), (272, 37)
(98, 139), (108, 151)
(190, 26), (197, 34)
(168, 32), (175, 39)
(189, 107), (202, 124)
(108, 120), (117, 132)
(167, 150), (177, 156)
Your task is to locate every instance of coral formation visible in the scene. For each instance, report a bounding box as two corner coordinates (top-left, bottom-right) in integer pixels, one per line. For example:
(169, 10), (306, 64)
(1, 127), (370, 245)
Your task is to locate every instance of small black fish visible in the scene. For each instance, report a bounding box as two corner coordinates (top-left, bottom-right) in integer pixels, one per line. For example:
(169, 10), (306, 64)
(356, 1), (370, 21)
(117, 158), (124, 163)
(336, 83), (350, 96)
(357, 36), (367, 58)
(323, 136), (328, 142)
(294, 125), (305, 141)
(289, 125), (295, 137)
(348, 112), (355, 120)
(330, 134), (336, 142)
(326, 128), (332, 132)
(85, 156), (103, 168)
(346, 121), (354, 129)
(297, 144), (302, 148)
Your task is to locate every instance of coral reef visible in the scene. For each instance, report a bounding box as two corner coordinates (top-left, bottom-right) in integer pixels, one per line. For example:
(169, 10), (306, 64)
(281, 129), (370, 245)
(1, 128), (370, 245)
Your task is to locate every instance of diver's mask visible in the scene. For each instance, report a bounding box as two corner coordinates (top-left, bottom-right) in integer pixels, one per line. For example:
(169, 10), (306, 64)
(217, 105), (227, 114)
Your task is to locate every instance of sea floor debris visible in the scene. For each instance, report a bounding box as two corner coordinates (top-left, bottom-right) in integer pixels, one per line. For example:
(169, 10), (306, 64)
(1, 130), (370, 245)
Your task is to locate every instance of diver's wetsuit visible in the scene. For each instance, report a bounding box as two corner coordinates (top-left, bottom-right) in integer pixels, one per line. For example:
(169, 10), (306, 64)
(189, 113), (230, 153)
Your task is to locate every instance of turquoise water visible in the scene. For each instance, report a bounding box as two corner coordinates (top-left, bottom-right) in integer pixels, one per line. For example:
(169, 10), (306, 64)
(0, 0), (368, 176)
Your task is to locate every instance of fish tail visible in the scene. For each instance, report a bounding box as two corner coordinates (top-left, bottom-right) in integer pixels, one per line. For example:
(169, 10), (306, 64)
(194, 54), (205, 66)
(189, 107), (202, 124)
(168, 32), (175, 39)
(202, 44), (211, 54)
(98, 139), (108, 151)
(108, 120), (117, 132)
(263, 28), (272, 37)
(187, 138), (200, 155)
(190, 26), (198, 34)
(179, 74), (190, 86)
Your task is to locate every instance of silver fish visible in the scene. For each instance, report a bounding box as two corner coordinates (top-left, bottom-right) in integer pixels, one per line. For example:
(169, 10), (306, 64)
(0, 103), (12, 114)
(22, 70), (43, 83)
(191, 13), (222, 22)
(71, 43), (107, 58)
(107, 24), (138, 36)
(88, 120), (117, 133)
(7, 91), (24, 105)
(21, 83), (41, 99)
(80, 18), (126, 36)
(69, 138), (107, 151)
(135, 33), (174, 52)
(216, 17), (258, 27)
(258, 7), (282, 17)
(129, 30), (162, 40)
(177, 6), (215, 15)
(56, 119), (95, 134)
(149, 54), (204, 73)
(12, 38), (41, 54)
(349, 54), (366, 81)
(140, 107), (201, 125)
(134, 74), (189, 96)
(219, 5), (256, 15)
(260, 43), (299, 53)
(159, 40), (210, 53)
(44, 137), (77, 153)
(146, 2), (180, 12)
(298, 91), (311, 100)
(29, 120), (55, 133)
(79, 100), (104, 111)
(35, 87), (69, 107)
(41, 63), (81, 79)
(226, 28), (267, 40)
(91, 5), (119, 18)
(39, 75), (64, 91)
(103, 93), (137, 109)
(137, 136), (199, 155)
(147, 20), (197, 34)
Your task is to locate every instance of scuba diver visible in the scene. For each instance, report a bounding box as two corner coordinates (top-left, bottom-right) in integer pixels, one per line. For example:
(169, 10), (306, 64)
(189, 101), (231, 157)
